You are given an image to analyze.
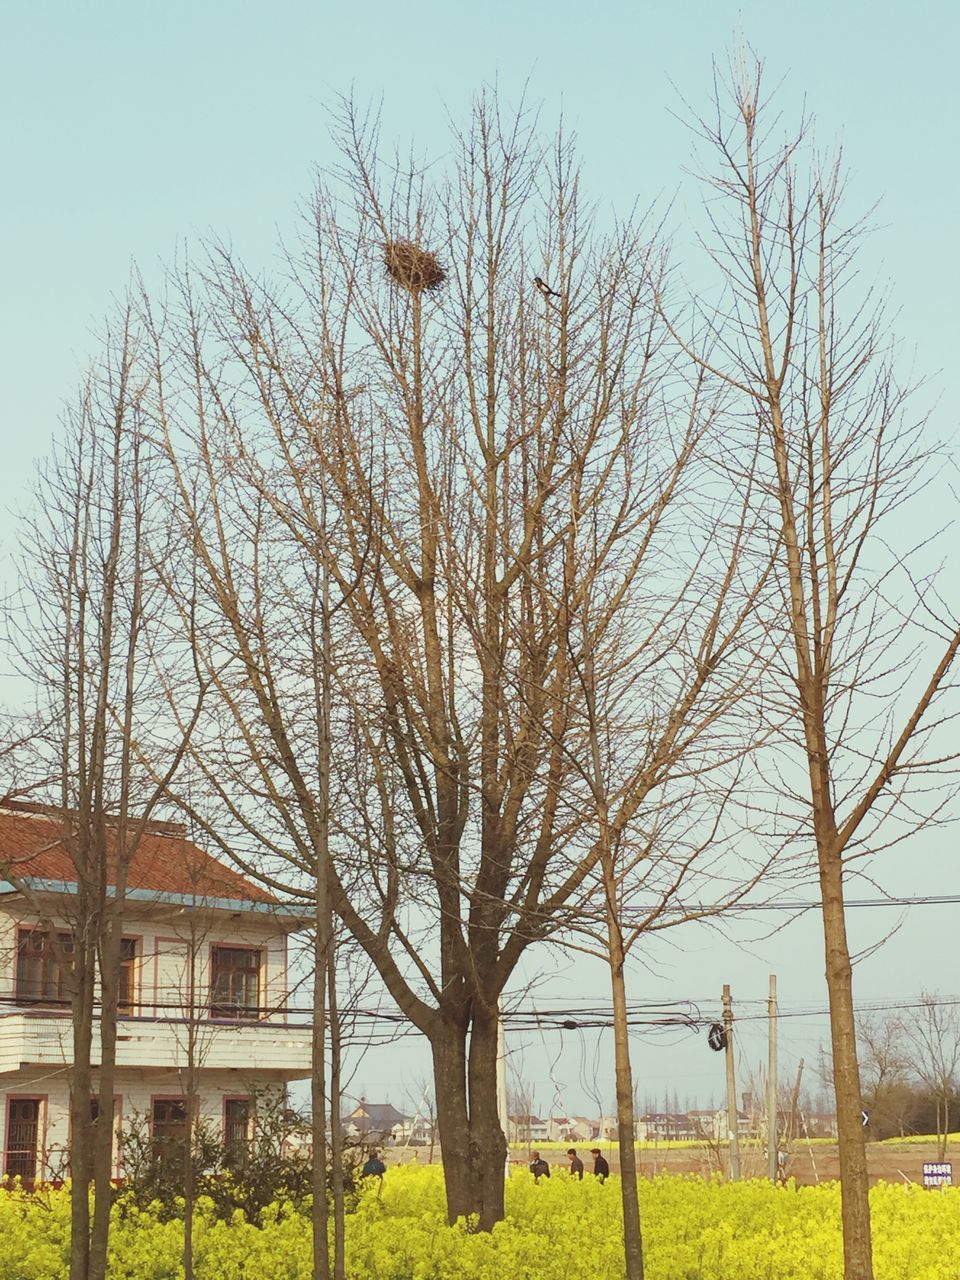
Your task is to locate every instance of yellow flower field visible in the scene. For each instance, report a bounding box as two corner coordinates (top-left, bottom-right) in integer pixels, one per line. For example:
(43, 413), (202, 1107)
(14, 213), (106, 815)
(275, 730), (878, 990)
(1, 1166), (958, 1279)
(879, 1133), (960, 1146)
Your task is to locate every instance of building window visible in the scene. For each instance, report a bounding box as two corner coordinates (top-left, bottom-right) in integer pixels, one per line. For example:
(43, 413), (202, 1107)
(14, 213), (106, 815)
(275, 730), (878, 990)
(4, 1098), (41, 1182)
(224, 1098), (252, 1167)
(118, 938), (139, 1014)
(210, 946), (261, 1019)
(151, 1099), (188, 1166)
(15, 929), (74, 1005)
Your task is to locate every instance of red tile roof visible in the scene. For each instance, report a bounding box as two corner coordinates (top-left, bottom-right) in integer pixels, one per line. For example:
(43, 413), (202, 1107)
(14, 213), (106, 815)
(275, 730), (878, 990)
(0, 803), (276, 904)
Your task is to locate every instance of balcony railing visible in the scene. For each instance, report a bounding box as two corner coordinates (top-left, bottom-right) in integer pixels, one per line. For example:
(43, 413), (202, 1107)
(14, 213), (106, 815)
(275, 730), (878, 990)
(0, 1008), (312, 1076)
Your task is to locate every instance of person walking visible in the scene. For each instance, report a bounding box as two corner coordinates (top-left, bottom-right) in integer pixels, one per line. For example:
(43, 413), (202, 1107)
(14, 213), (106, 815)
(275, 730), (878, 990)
(590, 1148), (610, 1182)
(361, 1150), (386, 1179)
(529, 1151), (550, 1181)
(567, 1149), (584, 1180)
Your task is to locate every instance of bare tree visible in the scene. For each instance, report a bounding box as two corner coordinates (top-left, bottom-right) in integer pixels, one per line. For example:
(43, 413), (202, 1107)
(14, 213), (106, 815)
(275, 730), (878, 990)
(132, 92), (777, 1243)
(11, 308), (202, 1280)
(507, 1050), (541, 1155)
(563, 482), (774, 1279)
(902, 995), (960, 1159)
(671, 53), (960, 1280)
(402, 1077), (439, 1164)
(855, 1014), (914, 1139)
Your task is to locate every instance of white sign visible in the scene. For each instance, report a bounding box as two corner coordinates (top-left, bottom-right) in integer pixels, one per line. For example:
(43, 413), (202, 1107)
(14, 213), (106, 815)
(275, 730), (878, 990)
(922, 1162), (952, 1187)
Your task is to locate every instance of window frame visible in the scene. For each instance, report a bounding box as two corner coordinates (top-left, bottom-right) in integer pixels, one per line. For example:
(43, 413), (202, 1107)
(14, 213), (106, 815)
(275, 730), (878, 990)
(117, 935), (141, 1016)
(208, 944), (263, 1020)
(149, 1096), (189, 1167)
(14, 927), (74, 1007)
(223, 1096), (253, 1166)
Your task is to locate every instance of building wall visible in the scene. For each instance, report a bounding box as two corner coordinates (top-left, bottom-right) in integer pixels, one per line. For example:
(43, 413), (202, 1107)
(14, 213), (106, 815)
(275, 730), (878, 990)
(0, 903), (290, 1020)
(0, 895), (307, 1180)
(1, 1066), (288, 1181)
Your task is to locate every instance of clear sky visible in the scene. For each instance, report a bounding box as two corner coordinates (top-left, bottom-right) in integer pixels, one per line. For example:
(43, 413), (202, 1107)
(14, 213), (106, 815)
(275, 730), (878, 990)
(1, 1), (958, 1117)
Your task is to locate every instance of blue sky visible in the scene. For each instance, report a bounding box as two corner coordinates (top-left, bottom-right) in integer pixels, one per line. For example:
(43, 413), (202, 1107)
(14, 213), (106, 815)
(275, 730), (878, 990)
(1, 1), (958, 1113)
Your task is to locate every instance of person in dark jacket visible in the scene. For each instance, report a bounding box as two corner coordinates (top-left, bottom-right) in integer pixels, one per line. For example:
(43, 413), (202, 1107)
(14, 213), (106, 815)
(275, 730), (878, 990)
(529, 1152), (550, 1180)
(567, 1148), (584, 1179)
(590, 1148), (610, 1182)
(361, 1150), (386, 1178)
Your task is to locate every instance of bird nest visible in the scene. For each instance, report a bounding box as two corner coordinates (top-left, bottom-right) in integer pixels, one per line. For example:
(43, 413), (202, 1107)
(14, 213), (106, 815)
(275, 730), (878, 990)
(383, 239), (446, 293)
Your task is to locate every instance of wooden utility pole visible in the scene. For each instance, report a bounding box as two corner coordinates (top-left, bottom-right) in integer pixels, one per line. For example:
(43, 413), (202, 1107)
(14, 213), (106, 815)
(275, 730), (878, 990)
(767, 975), (778, 1183)
(788, 1058), (805, 1145)
(722, 985), (741, 1181)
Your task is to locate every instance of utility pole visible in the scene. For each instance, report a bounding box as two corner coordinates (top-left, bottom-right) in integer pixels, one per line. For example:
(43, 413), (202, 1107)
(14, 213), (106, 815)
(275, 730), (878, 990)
(788, 1058), (805, 1146)
(496, 1004), (509, 1155)
(767, 974), (778, 1183)
(722, 984), (741, 1181)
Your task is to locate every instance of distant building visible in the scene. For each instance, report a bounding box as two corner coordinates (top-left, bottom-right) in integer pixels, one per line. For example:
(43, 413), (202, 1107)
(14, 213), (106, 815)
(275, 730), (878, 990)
(547, 1115), (593, 1143)
(391, 1112), (435, 1146)
(635, 1112), (696, 1142)
(507, 1113), (549, 1144)
(341, 1100), (410, 1145)
(572, 1115), (598, 1141)
(595, 1113), (620, 1142)
(685, 1108), (750, 1141)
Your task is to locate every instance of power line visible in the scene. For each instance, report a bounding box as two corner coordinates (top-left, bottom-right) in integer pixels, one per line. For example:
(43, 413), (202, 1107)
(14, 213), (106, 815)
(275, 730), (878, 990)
(6, 991), (959, 1031)
(622, 894), (960, 915)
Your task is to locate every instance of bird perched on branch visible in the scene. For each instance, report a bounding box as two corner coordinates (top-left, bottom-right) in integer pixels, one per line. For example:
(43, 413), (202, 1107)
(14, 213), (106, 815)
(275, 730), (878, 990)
(534, 276), (562, 300)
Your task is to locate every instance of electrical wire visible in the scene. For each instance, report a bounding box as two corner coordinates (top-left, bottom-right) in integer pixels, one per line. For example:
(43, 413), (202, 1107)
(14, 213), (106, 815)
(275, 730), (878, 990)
(620, 894), (960, 914)
(6, 991), (960, 1028)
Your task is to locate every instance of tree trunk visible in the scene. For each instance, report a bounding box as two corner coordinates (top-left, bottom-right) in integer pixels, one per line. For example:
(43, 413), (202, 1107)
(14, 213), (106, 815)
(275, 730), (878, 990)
(605, 865), (644, 1280)
(89, 913), (121, 1280)
(183, 1117), (195, 1280)
(182, 930), (200, 1280)
(820, 853), (873, 1280)
(328, 952), (345, 1280)
(69, 924), (97, 1280)
(431, 1020), (473, 1224)
(69, 1000), (93, 1280)
(311, 912), (330, 1280)
(466, 1003), (507, 1231)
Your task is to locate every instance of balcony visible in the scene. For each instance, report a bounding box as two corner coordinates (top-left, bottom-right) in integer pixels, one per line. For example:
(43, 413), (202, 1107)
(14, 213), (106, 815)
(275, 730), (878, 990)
(0, 1008), (312, 1078)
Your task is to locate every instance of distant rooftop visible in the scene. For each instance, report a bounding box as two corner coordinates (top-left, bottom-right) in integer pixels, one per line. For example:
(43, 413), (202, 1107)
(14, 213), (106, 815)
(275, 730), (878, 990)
(342, 1101), (409, 1129)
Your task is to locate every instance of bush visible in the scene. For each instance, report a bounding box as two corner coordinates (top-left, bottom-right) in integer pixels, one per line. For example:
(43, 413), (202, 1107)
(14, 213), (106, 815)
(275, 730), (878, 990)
(118, 1091), (365, 1225)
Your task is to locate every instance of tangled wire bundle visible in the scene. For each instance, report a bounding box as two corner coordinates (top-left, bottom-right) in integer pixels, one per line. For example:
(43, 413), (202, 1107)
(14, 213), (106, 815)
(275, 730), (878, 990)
(383, 239), (446, 293)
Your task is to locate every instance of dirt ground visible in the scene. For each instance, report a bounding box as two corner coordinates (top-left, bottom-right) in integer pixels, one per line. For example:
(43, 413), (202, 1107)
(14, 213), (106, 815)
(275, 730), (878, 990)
(393, 1142), (952, 1187)
(588, 1143), (949, 1187)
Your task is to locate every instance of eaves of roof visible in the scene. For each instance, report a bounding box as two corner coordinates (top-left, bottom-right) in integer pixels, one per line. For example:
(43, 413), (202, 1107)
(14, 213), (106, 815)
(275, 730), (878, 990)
(0, 877), (310, 925)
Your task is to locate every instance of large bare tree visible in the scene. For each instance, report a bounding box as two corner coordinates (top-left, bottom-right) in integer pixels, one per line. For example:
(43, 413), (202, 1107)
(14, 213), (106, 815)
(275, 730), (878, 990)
(141, 95), (770, 1238)
(672, 55), (960, 1280)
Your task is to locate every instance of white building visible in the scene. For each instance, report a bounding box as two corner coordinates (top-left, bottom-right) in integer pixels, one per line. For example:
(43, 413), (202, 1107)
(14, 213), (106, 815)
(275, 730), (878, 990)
(595, 1113), (619, 1142)
(0, 802), (312, 1182)
(688, 1107), (751, 1142)
(507, 1113), (549, 1144)
(546, 1115), (593, 1143)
